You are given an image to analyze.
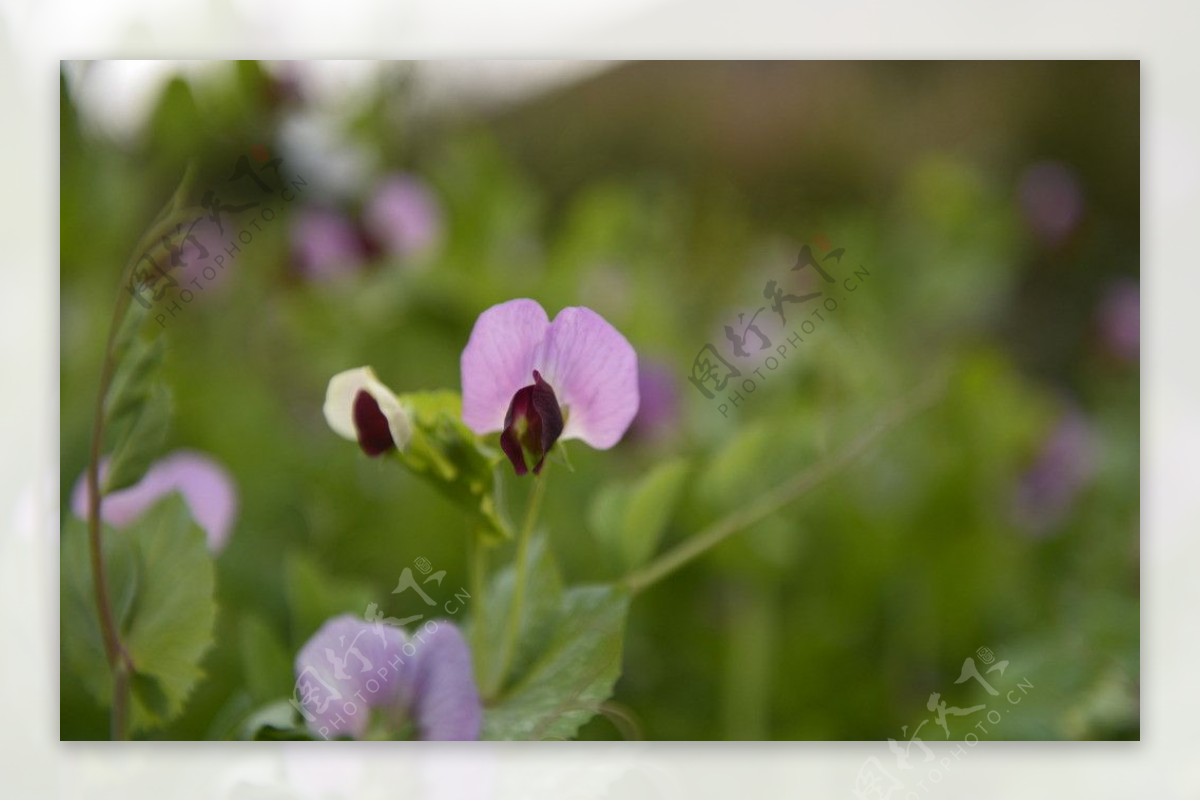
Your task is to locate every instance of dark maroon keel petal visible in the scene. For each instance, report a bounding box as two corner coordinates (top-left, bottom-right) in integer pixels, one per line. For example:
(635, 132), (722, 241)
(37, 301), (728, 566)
(529, 371), (564, 475)
(353, 389), (396, 456)
(499, 427), (528, 476)
(500, 371), (565, 476)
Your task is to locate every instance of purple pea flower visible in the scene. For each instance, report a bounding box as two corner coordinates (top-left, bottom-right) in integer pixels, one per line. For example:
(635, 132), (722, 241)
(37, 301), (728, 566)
(363, 174), (443, 259)
(70, 450), (238, 553)
(1012, 411), (1096, 537)
(168, 216), (234, 293)
(460, 299), (639, 476)
(1097, 279), (1140, 363)
(293, 615), (482, 741)
(631, 358), (682, 443)
(291, 206), (369, 282)
(1017, 160), (1085, 248)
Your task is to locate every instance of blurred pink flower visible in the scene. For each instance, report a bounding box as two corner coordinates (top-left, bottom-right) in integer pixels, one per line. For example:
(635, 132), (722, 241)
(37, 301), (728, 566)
(1097, 279), (1139, 363)
(631, 358), (681, 443)
(1012, 411), (1096, 537)
(290, 206), (369, 281)
(70, 450), (238, 553)
(363, 174), (443, 259)
(1017, 161), (1085, 247)
(174, 216), (235, 291)
(294, 615), (481, 740)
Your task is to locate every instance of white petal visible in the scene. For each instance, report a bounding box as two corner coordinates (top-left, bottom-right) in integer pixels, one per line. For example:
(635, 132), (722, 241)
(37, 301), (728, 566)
(323, 366), (412, 450)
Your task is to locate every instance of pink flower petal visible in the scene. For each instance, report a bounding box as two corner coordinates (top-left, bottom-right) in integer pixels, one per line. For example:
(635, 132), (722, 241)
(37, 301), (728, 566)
(407, 622), (483, 741)
(293, 615), (408, 739)
(535, 307), (639, 449)
(460, 299), (550, 434)
(293, 616), (482, 741)
(70, 450), (238, 554)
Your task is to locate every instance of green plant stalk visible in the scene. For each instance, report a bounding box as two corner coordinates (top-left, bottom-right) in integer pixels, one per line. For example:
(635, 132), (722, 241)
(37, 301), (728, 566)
(467, 528), (488, 683)
(85, 199), (201, 739)
(721, 584), (773, 738)
(86, 294), (133, 739)
(623, 374), (946, 595)
(490, 467), (549, 697)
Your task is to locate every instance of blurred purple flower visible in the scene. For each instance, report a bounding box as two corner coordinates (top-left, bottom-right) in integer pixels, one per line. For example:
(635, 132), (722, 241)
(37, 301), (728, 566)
(363, 174), (443, 259)
(290, 207), (369, 281)
(293, 615), (481, 741)
(1097, 279), (1140, 363)
(631, 358), (681, 443)
(70, 450), (238, 553)
(461, 299), (639, 476)
(174, 216), (234, 291)
(1018, 161), (1084, 247)
(1012, 411), (1096, 537)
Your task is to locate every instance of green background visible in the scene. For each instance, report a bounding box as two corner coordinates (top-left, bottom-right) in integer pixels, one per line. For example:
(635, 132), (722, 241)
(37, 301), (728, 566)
(60, 61), (1139, 740)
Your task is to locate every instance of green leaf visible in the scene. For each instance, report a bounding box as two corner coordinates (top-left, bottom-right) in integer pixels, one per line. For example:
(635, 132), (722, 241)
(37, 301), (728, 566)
(110, 292), (152, 368)
(587, 483), (629, 561)
(159, 163), (198, 225)
(695, 422), (775, 507)
(396, 390), (512, 544)
(469, 536), (564, 695)
(483, 584), (631, 741)
(103, 382), (171, 494)
(588, 457), (690, 571)
(60, 519), (113, 709)
(130, 671), (171, 721)
(60, 494), (217, 734)
(105, 334), (166, 434)
(239, 613), (295, 704)
(239, 699), (315, 741)
(284, 551), (375, 645)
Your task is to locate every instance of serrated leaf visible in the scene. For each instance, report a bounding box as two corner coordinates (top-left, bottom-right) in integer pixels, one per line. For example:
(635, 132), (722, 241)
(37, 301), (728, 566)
(60, 494), (216, 735)
(110, 292), (152, 367)
(105, 334), (166, 434)
(131, 671), (171, 721)
(120, 495), (216, 730)
(589, 458), (689, 572)
(396, 390), (512, 544)
(483, 584), (630, 741)
(103, 382), (171, 494)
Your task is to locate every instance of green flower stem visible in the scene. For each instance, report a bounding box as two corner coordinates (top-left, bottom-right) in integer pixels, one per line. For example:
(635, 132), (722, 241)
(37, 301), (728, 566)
(86, 297), (132, 739)
(467, 529), (488, 681)
(86, 194), (203, 740)
(623, 374), (946, 595)
(491, 467), (549, 697)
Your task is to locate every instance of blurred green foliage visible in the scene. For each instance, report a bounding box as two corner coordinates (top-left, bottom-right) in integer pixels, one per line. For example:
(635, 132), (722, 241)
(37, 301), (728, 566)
(60, 61), (1138, 740)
